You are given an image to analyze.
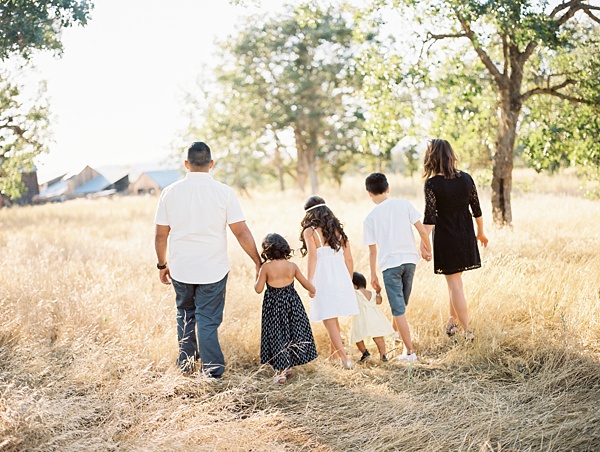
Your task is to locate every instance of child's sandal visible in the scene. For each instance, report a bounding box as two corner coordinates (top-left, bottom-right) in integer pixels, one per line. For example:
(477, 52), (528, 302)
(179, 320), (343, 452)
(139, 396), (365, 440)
(465, 330), (475, 341)
(445, 323), (459, 337)
(272, 373), (287, 384)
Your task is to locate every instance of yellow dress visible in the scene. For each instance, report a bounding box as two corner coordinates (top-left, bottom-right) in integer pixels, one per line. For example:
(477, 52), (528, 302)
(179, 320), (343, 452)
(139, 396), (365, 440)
(349, 290), (395, 344)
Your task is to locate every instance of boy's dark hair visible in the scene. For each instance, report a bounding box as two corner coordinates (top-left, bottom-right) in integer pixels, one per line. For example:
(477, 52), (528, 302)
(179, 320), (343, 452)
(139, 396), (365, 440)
(187, 142), (212, 167)
(365, 172), (389, 195)
(261, 233), (293, 263)
(299, 196), (348, 256)
(352, 272), (367, 289)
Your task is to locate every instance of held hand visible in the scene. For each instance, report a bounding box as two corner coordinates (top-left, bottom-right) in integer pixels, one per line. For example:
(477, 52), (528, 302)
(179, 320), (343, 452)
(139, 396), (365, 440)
(375, 292), (383, 305)
(420, 240), (432, 261)
(477, 232), (489, 248)
(309, 291), (316, 298)
(159, 268), (171, 285)
(371, 276), (382, 293)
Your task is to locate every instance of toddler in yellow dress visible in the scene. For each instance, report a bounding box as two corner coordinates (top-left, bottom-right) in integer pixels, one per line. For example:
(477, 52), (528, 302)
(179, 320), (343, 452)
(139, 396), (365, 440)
(350, 272), (394, 362)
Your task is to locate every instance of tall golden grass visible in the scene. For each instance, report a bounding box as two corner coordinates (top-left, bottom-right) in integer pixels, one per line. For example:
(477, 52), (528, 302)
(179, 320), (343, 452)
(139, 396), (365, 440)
(1, 169), (599, 451)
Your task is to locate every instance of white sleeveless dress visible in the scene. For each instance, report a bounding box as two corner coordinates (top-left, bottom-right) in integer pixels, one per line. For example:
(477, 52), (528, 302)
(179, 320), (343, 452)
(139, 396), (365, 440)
(309, 228), (359, 321)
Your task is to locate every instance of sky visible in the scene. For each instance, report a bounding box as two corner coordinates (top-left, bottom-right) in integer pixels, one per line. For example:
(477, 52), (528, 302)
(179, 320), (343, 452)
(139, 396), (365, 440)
(32, 0), (286, 182)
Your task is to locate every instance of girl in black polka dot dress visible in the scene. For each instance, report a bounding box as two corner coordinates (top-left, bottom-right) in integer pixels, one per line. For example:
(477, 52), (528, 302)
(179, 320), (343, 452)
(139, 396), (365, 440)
(255, 233), (318, 384)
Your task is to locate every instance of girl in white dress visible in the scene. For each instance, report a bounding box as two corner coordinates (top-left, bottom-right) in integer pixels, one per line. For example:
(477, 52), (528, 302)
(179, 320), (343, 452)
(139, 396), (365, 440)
(300, 196), (359, 369)
(350, 272), (394, 362)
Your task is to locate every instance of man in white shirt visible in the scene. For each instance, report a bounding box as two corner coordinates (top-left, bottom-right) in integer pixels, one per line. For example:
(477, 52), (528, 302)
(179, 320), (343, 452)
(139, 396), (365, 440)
(154, 142), (261, 378)
(363, 172), (431, 363)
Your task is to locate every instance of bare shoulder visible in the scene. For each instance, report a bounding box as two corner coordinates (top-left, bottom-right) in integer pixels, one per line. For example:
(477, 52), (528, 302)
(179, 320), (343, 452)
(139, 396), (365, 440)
(302, 227), (314, 239)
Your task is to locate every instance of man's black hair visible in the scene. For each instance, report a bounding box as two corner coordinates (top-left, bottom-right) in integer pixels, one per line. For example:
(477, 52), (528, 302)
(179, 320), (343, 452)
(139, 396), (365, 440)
(187, 142), (211, 167)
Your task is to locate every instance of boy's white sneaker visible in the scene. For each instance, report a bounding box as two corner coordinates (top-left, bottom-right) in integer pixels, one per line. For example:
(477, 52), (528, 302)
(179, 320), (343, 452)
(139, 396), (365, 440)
(396, 352), (418, 363)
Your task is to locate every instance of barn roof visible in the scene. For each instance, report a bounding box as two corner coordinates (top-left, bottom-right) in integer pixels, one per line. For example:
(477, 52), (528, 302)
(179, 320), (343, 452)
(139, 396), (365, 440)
(144, 169), (182, 189)
(95, 165), (130, 184)
(37, 179), (69, 199)
(74, 175), (112, 194)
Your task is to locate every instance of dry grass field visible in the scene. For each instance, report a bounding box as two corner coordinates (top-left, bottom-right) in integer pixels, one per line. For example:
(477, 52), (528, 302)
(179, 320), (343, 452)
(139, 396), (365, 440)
(1, 169), (599, 451)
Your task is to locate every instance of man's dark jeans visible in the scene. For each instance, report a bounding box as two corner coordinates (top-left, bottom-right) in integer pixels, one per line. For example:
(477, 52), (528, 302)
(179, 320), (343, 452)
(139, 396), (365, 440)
(171, 274), (228, 377)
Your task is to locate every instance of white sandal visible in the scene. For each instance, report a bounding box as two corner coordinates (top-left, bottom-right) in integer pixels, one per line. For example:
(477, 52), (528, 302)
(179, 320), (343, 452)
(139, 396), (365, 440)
(272, 373), (287, 384)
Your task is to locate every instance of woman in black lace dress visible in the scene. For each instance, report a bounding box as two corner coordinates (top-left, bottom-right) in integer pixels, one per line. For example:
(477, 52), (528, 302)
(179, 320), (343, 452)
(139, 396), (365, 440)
(421, 139), (488, 340)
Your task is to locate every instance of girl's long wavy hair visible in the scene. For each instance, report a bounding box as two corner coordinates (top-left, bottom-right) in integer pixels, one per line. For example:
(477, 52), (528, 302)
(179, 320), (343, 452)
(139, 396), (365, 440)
(422, 138), (460, 179)
(299, 196), (348, 256)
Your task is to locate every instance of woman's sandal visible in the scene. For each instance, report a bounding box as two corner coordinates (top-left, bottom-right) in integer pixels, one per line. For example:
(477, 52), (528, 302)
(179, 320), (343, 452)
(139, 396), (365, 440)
(272, 373), (287, 384)
(445, 323), (459, 337)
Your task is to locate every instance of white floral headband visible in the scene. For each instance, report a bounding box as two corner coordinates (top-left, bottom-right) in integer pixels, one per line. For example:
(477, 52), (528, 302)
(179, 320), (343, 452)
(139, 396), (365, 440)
(304, 203), (326, 212)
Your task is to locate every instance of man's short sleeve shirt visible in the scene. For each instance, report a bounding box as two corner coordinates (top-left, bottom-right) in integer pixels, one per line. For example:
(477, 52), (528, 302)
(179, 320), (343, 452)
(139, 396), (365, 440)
(154, 172), (245, 284)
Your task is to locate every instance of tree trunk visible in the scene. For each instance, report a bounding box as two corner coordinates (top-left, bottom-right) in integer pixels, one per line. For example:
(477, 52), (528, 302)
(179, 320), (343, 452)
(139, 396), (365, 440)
(294, 128), (308, 191)
(307, 146), (318, 194)
(492, 90), (520, 225)
(294, 125), (319, 193)
(274, 147), (285, 192)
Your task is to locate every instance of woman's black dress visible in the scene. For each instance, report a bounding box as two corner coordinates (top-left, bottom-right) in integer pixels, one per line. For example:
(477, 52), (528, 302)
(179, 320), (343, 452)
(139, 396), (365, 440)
(261, 282), (318, 371)
(423, 172), (483, 275)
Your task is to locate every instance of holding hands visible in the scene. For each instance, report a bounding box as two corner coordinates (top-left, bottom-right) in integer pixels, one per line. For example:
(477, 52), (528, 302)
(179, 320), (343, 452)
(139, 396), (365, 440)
(371, 274), (382, 294)
(420, 240), (432, 261)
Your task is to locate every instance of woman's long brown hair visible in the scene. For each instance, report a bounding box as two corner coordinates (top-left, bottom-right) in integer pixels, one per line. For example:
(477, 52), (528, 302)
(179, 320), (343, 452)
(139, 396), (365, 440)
(422, 138), (460, 179)
(299, 196), (348, 256)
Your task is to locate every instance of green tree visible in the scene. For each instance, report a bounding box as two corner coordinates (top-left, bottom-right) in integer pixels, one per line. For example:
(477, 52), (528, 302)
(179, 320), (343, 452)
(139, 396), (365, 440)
(520, 27), (600, 187)
(0, 71), (49, 199)
(0, 0), (92, 200)
(193, 2), (367, 193)
(428, 52), (497, 170)
(367, 0), (600, 225)
(0, 0), (92, 60)
(354, 24), (421, 171)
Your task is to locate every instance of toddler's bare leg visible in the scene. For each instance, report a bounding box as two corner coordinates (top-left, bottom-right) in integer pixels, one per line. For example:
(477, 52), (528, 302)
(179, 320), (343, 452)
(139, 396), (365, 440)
(373, 336), (387, 357)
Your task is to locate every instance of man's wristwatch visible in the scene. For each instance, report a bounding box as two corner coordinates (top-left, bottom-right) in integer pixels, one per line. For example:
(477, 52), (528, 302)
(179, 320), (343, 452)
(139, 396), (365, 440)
(157, 262), (168, 270)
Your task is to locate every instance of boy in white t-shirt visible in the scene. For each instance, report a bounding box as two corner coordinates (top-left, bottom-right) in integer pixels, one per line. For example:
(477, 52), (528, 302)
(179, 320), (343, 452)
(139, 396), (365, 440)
(363, 173), (432, 362)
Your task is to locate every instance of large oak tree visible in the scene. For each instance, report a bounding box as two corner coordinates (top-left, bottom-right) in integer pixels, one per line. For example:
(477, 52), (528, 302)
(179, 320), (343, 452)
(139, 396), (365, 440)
(370, 0), (600, 225)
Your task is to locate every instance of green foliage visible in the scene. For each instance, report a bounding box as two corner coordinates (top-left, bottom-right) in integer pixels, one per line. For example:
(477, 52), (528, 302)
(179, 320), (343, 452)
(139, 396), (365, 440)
(363, 0), (600, 191)
(355, 39), (416, 166)
(0, 0), (92, 200)
(521, 26), (600, 180)
(429, 52), (496, 170)
(0, 71), (50, 199)
(0, 0), (92, 60)
(189, 1), (368, 191)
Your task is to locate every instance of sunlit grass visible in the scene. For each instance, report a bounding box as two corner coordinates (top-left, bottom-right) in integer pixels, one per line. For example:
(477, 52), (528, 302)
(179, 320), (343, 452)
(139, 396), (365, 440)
(1, 169), (599, 450)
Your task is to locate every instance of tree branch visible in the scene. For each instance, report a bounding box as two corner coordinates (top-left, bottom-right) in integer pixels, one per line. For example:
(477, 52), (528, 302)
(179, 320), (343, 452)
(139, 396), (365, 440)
(583, 9), (600, 25)
(501, 34), (509, 75)
(521, 78), (594, 104)
(455, 11), (505, 86)
(426, 31), (468, 40)
(518, 1), (588, 69)
(549, 0), (579, 19)
(555, 1), (585, 26)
